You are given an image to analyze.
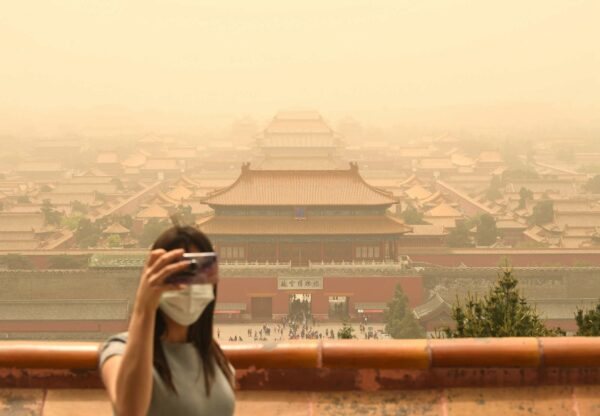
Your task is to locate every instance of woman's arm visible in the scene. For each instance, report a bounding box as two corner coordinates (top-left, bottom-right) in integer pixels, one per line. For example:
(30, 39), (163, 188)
(101, 248), (190, 416)
(102, 307), (156, 416)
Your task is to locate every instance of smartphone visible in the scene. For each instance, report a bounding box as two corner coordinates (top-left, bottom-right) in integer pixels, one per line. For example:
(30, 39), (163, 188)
(165, 252), (218, 284)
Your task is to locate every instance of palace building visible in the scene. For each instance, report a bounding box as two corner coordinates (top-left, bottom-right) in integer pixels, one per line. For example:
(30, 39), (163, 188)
(251, 110), (346, 170)
(193, 162), (419, 321)
(198, 162), (410, 266)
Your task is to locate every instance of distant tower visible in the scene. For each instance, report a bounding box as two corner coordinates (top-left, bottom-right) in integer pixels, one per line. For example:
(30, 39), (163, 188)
(252, 110), (346, 170)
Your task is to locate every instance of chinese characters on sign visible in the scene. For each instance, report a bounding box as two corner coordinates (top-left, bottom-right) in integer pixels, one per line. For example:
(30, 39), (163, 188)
(278, 276), (323, 290)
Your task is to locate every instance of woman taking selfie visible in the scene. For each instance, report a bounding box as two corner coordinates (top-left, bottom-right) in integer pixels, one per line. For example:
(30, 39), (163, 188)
(99, 226), (235, 416)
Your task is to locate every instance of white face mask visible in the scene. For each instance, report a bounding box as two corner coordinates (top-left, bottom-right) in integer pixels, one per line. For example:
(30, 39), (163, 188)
(159, 284), (215, 326)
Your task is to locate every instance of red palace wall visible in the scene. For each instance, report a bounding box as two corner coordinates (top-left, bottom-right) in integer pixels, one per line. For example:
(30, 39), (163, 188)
(217, 275), (423, 318)
(407, 251), (600, 267)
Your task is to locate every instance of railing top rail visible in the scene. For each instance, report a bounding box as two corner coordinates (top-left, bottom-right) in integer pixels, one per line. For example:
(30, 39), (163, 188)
(2, 337), (600, 370)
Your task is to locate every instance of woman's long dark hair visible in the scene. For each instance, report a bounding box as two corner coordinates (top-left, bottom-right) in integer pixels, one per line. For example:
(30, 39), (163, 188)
(151, 225), (234, 395)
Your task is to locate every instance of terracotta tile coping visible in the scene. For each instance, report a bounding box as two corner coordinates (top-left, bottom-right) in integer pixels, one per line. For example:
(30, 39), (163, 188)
(1, 338), (600, 371)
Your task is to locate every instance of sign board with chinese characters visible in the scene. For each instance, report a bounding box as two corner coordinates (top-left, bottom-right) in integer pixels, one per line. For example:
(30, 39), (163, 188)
(277, 276), (323, 290)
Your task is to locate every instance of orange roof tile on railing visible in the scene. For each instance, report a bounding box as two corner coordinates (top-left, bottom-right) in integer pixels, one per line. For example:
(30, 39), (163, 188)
(0, 341), (99, 369)
(3, 338), (600, 371)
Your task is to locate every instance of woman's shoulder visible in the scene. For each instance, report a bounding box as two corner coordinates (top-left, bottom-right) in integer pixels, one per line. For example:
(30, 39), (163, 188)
(98, 331), (129, 369)
(107, 331), (129, 343)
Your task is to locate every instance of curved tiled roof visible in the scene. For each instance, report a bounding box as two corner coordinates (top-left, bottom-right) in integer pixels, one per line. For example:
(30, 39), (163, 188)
(424, 203), (462, 217)
(135, 204), (169, 219)
(202, 164), (397, 206)
(166, 185), (193, 201)
(405, 184), (432, 200)
(264, 111), (333, 135)
(102, 223), (130, 234)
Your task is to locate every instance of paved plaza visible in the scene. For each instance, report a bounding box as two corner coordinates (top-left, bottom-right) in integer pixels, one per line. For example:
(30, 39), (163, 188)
(214, 322), (388, 342)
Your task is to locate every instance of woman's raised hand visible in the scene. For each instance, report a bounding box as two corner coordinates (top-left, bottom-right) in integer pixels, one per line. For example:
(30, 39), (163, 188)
(133, 248), (191, 314)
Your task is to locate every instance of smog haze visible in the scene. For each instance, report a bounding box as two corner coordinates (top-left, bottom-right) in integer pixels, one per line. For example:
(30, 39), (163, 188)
(1, 0), (599, 138)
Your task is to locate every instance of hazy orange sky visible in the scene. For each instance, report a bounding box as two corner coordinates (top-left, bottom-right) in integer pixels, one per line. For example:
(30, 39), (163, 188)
(1, 0), (598, 136)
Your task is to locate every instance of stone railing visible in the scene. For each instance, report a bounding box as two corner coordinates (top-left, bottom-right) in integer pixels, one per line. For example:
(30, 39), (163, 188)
(308, 260), (421, 276)
(3, 337), (600, 390)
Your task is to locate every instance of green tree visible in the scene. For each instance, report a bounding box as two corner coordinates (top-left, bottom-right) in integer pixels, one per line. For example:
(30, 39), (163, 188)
(111, 177), (125, 191)
(174, 205), (195, 226)
(337, 322), (355, 339)
(444, 267), (564, 338)
(401, 206), (425, 225)
(74, 218), (102, 248)
(518, 187), (534, 209)
(61, 213), (84, 231)
(41, 199), (62, 226)
(95, 191), (107, 202)
(475, 213), (498, 246)
(446, 220), (473, 247)
(384, 284), (426, 339)
(485, 175), (502, 200)
(16, 195), (30, 203)
(1, 254), (34, 270)
(114, 214), (133, 229)
(575, 303), (600, 336)
(107, 234), (123, 248)
(70, 200), (89, 214)
(531, 200), (554, 225)
(138, 218), (170, 248)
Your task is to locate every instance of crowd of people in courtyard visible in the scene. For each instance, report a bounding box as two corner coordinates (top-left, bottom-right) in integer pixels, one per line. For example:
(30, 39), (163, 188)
(219, 312), (383, 342)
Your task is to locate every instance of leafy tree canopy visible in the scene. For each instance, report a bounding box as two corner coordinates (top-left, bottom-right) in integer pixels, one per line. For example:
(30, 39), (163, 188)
(384, 284), (426, 339)
(475, 213), (497, 246)
(138, 218), (171, 248)
(444, 267), (564, 338)
(485, 176), (503, 200)
(337, 322), (355, 339)
(576, 303), (600, 336)
(74, 218), (102, 249)
(446, 220), (474, 248)
(107, 234), (123, 248)
(401, 206), (425, 225)
(518, 187), (534, 209)
(41, 199), (62, 226)
(531, 200), (554, 226)
(70, 200), (89, 215)
(174, 205), (195, 227)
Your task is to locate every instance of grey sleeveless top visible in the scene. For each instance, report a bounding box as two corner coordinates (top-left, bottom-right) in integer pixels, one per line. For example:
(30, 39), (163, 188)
(99, 332), (235, 416)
